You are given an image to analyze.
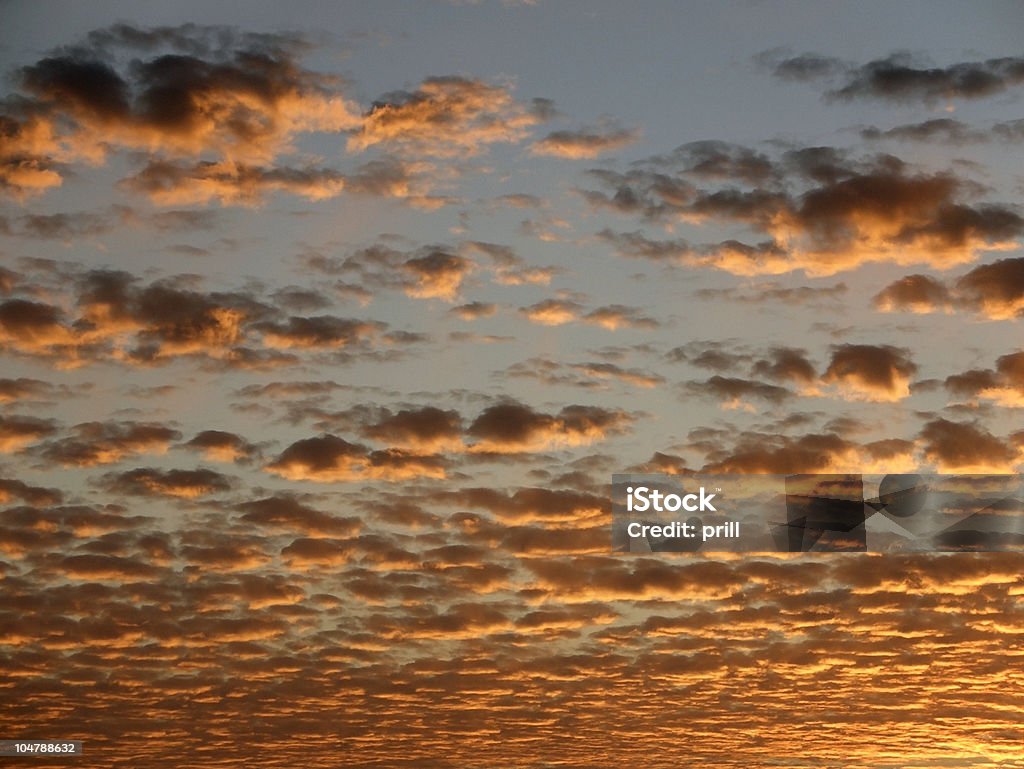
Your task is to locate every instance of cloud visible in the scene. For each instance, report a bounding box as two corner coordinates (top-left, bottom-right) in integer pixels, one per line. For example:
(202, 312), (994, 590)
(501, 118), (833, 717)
(443, 486), (606, 523)
(700, 430), (861, 473)
(581, 305), (659, 331)
(266, 434), (447, 482)
(0, 414), (58, 452)
(875, 257), (1024, 319)
(254, 316), (384, 350)
(0, 265), (427, 367)
(0, 478), (62, 506)
(518, 298), (656, 329)
(120, 160), (347, 206)
(450, 301), (498, 320)
(684, 376), (793, 411)
(873, 274), (953, 314)
(652, 140), (776, 184)
(460, 241), (557, 286)
(0, 299), (76, 355)
(861, 118), (987, 145)
(751, 347), (818, 388)
(183, 430), (260, 463)
(822, 344), (917, 402)
(764, 50), (1024, 104)
(918, 418), (1020, 472)
(347, 76), (542, 158)
(280, 536), (354, 567)
(757, 50), (845, 82)
(591, 148), (1024, 276)
(954, 257), (1024, 320)
(0, 377), (68, 404)
(35, 421), (182, 466)
(236, 495), (360, 536)
(695, 281), (848, 306)
(665, 341), (751, 371)
(308, 244), (474, 302)
(830, 53), (1024, 103)
(519, 298), (583, 326)
(530, 125), (638, 159)
(945, 352), (1024, 408)
(402, 251), (473, 301)
(360, 407), (464, 452)
(505, 356), (665, 389)
(99, 467), (234, 498)
(7, 26), (358, 194)
(466, 402), (632, 453)
(0, 109), (65, 199)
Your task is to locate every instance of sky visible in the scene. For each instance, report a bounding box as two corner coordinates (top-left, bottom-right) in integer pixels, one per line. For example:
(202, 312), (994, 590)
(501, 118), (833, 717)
(1, 1), (1024, 767)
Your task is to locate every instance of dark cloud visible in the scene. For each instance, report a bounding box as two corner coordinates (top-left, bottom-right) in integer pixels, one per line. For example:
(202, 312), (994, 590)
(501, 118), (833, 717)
(236, 495), (360, 536)
(876, 257), (1024, 319)
(873, 274), (952, 314)
(665, 342), (751, 371)
(360, 407), (463, 452)
(764, 50), (1024, 103)
(751, 347), (817, 387)
(307, 244), (474, 302)
(757, 51), (845, 82)
(253, 315), (384, 350)
(466, 402), (633, 453)
(35, 421), (182, 466)
(944, 352), (1024, 407)
(861, 119), (986, 145)
(0, 265), (426, 366)
(267, 434), (447, 481)
(3, 26), (358, 201)
(0, 478), (62, 506)
(0, 299), (72, 353)
(918, 418), (1018, 472)
(830, 53), (1024, 103)
(183, 430), (260, 463)
(0, 414), (59, 451)
(441, 486), (606, 524)
(684, 376), (793, 409)
(120, 160), (347, 206)
(699, 430), (857, 473)
(822, 344), (917, 401)
(655, 141), (776, 184)
(591, 148), (1024, 276)
(0, 377), (67, 404)
(99, 467), (234, 498)
(954, 256), (1024, 319)
(450, 301), (498, 320)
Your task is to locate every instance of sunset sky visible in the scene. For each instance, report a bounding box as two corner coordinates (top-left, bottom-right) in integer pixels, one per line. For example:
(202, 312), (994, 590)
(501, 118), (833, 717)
(2, 1), (1024, 766)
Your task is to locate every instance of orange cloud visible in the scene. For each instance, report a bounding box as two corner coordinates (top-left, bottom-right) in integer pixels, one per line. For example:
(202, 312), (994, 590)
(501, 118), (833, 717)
(266, 434), (448, 482)
(530, 125), (638, 159)
(466, 402), (633, 453)
(918, 418), (1021, 472)
(347, 76), (542, 158)
(821, 344), (917, 402)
